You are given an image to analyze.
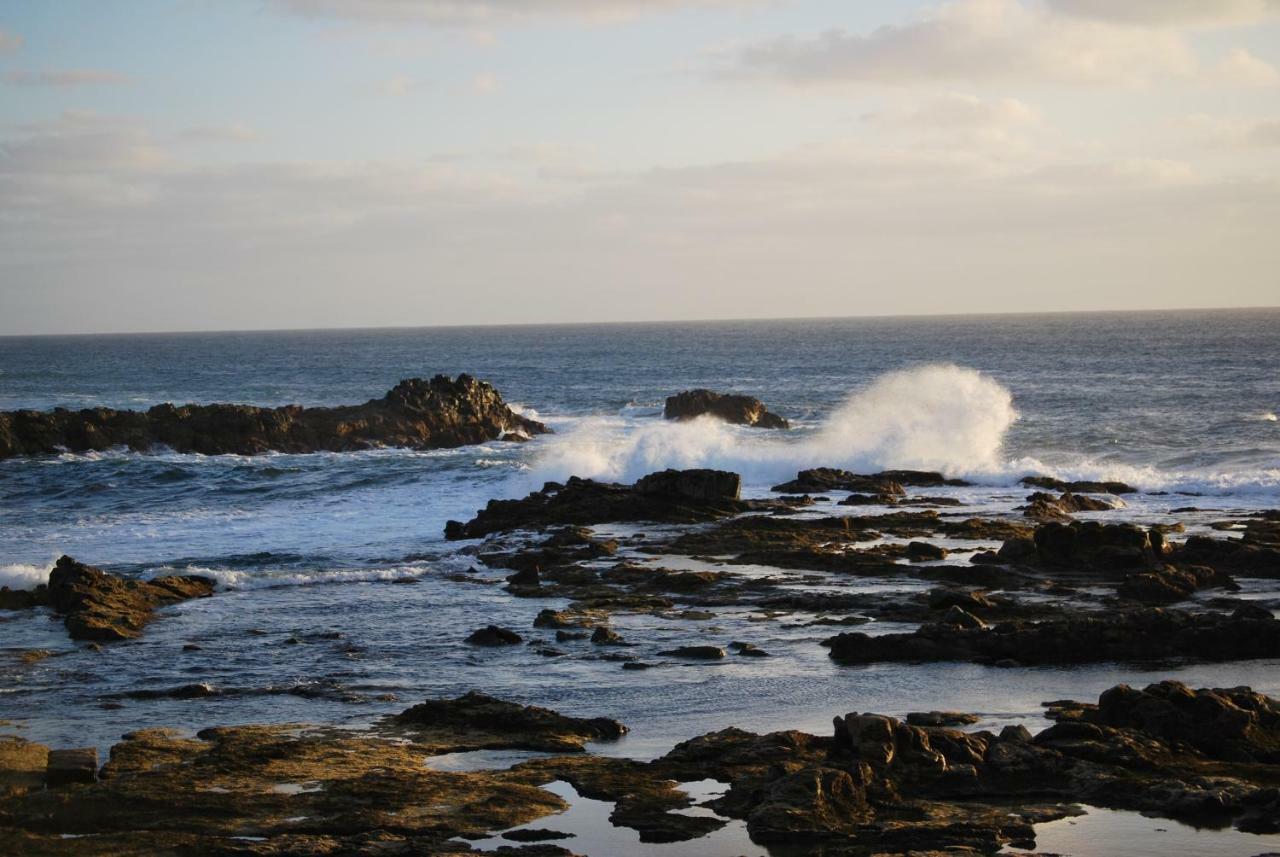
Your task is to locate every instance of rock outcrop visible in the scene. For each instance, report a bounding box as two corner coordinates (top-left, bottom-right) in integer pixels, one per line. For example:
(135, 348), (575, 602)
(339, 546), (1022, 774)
(39, 556), (214, 642)
(663, 389), (788, 428)
(393, 691), (627, 753)
(445, 469), (763, 539)
(771, 467), (967, 494)
(0, 375), (547, 459)
(823, 607), (1280, 666)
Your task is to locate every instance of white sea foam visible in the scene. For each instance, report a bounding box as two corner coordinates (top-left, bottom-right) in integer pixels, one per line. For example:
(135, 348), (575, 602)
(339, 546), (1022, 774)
(0, 562), (52, 591)
(151, 565), (426, 591)
(523, 364), (1280, 500)
(528, 365), (1019, 487)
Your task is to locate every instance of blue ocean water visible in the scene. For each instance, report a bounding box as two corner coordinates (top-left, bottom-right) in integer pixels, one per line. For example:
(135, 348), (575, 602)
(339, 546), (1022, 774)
(1, 310), (1279, 857)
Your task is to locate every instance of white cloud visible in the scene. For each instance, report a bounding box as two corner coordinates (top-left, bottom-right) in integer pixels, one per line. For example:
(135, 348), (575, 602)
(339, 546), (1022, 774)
(470, 71), (498, 94)
(1215, 47), (1280, 86)
(180, 124), (261, 143)
(4, 69), (130, 87)
(266, 0), (757, 25)
(733, 0), (1205, 86)
(1046, 0), (1280, 27)
(0, 27), (22, 53)
(1185, 113), (1280, 146)
(379, 73), (418, 96)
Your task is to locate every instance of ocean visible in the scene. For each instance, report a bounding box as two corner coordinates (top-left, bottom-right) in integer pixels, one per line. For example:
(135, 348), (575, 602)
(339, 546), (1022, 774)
(2, 309), (1279, 855)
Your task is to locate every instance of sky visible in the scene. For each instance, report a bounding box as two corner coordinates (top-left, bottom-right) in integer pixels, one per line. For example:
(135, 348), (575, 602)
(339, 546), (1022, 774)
(1, 0), (1278, 335)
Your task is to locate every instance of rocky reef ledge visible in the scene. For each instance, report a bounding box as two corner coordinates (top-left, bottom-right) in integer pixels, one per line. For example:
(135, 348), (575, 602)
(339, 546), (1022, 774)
(0, 374), (547, 459)
(3, 682), (1277, 855)
(0, 556), (213, 642)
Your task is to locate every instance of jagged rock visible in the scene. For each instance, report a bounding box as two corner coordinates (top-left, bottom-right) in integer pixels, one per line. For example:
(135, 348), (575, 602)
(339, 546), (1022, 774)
(772, 468), (912, 494)
(663, 389), (788, 429)
(44, 556), (214, 642)
(0, 375), (547, 459)
(746, 766), (873, 841)
(1176, 534), (1280, 578)
(466, 625), (523, 646)
(1021, 491), (1125, 521)
(1020, 475), (1137, 494)
(1118, 565), (1236, 603)
(446, 469), (757, 539)
(394, 691), (626, 752)
(906, 541), (948, 562)
(590, 627), (626, 646)
(824, 607), (1280, 666)
(1031, 521), (1161, 570)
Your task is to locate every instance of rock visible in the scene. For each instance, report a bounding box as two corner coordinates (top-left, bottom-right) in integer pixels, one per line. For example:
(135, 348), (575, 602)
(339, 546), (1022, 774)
(447, 469), (759, 539)
(663, 389), (788, 429)
(535, 609), (587, 629)
(502, 828), (576, 842)
(906, 711), (981, 728)
(1021, 475), (1138, 494)
(927, 588), (995, 612)
(1176, 534), (1280, 578)
(1021, 491), (1125, 521)
(941, 605), (987, 629)
(1118, 565), (1236, 603)
(660, 645), (726, 660)
(0, 736), (48, 797)
(730, 642), (772, 657)
(0, 586), (48, 610)
(906, 541), (948, 562)
(772, 468), (910, 494)
(0, 375), (547, 459)
(1030, 521), (1160, 571)
(824, 607), (1280, 666)
(394, 691), (626, 752)
(45, 748), (97, 787)
(590, 626), (626, 646)
(44, 556), (214, 642)
(466, 625), (523, 646)
(746, 766), (872, 841)
(837, 492), (899, 506)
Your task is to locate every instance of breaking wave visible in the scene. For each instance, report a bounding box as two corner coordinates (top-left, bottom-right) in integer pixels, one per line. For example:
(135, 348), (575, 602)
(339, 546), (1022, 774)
(528, 365), (1018, 486)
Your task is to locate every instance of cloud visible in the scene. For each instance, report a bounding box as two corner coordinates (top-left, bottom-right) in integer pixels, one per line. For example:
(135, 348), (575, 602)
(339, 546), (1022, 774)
(0, 27), (22, 53)
(1185, 113), (1280, 146)
(180, 124), (260, 143)
(4, 69), (131, 87)
(470, 72), (498, 94)
(379, 74), (417, 96)
(3, 107), (1276, 335)
(1046, 0), (1280, 27)
(1215, 47), (1280, 85)
(733, 0), (1206, 86)
(266, 0), (757, 25)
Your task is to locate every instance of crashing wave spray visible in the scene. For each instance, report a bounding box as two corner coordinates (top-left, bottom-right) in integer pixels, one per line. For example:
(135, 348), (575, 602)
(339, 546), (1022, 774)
(528, 364), (1018, 487)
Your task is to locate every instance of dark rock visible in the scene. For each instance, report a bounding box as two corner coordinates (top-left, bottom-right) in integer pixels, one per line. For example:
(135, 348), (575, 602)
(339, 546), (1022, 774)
(906, 541), (948, 562)
(45, 556), (214, 642)
(746, 766), (872, 841)
(663, 389), (788, 429)
(772, 468), (910, 494)
(906, 711), (981, 728)
(0, 374), (547, 459)
(466, 625), (523, 646)
(1118, 565), (1236, 603)
(590, 627), (626, 646)
(1030, 521), (1160, 571)
(660, 645), (726, 660)
(502, 828), (576, 842)
(825, 607), (1280, 666)
(45, 748), (97, 787)
(447, 469), (756, 539)
(394, 691), (626, 752)
(927, 588), (995, 612)
(1020, 475), (1137, 494)
(1176, 535), (1280, 578)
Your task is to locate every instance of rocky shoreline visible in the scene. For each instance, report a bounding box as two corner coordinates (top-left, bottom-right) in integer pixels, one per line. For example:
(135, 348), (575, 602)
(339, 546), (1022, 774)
(0, 375), (547, 458)
(4, 462), (1280, 854)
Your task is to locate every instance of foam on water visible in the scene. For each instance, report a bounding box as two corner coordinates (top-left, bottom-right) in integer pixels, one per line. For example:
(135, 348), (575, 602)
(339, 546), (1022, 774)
(144, 565), (428, 591)
(0, 562), (52, 591)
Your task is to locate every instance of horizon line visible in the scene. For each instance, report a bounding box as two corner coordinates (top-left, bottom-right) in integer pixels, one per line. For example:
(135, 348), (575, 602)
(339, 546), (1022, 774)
(2, 303), (1278, 340)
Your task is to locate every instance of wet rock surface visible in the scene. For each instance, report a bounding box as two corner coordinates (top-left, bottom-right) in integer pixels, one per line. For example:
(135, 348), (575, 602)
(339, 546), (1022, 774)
(0, 375), (546, 459)
(663, 389), (789, 429)
(17, 556), (217, 642)
(7, 683), (1278, 854)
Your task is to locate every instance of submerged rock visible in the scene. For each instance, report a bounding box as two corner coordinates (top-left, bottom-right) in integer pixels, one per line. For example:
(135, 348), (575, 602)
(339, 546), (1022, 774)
(42, 556), (214, 642)
(466, 625), (523, 646)
(663, 389), (789, 428)
(0, 374), (547, 459)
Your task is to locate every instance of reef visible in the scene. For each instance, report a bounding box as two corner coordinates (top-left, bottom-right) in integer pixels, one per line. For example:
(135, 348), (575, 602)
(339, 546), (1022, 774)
(0, 375), (547, 458)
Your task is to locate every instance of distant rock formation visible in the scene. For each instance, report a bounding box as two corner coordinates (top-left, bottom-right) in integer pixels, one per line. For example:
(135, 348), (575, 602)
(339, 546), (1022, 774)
(663, 389), (788, 428)
(0, 374), (547, 458)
